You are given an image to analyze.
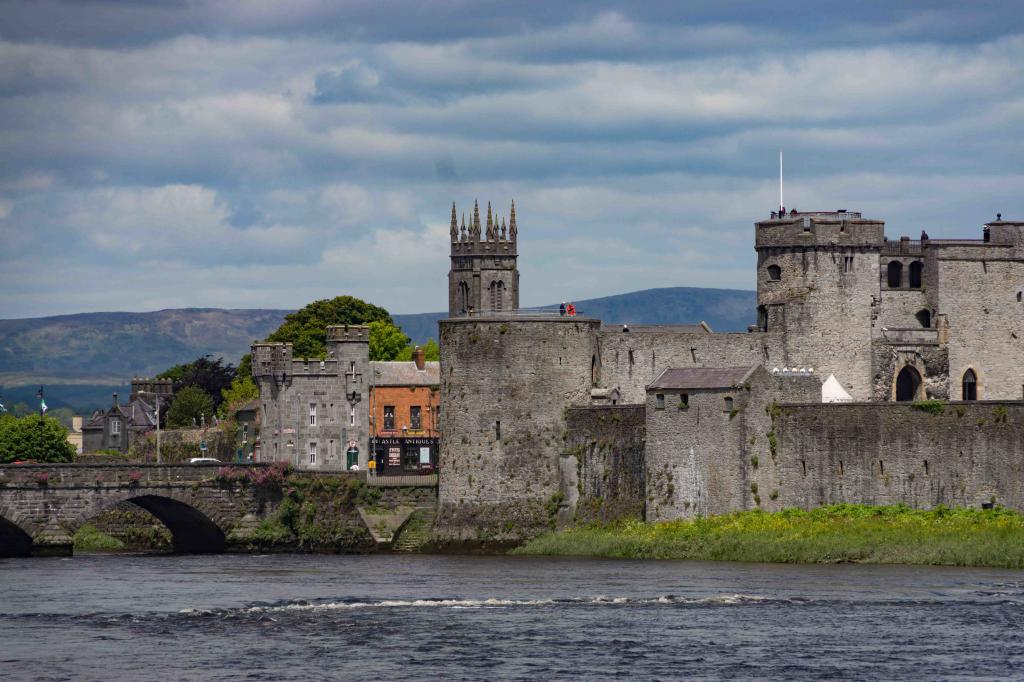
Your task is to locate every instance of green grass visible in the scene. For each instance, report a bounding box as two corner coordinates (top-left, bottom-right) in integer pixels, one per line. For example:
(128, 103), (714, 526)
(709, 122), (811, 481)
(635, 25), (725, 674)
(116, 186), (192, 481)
(73, 523), (126, 552)
(511, 504), (1024, 568)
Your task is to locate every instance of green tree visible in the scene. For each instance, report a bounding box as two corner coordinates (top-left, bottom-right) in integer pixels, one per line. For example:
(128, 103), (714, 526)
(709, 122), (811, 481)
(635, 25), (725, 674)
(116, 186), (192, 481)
(166, 386), (215, 428)
(369, 320), (411, 361)
(158, 355), (236, 410)
(266, 296), (392, 358)
(395, 338), (440, 362)
(0, 414), (76, 463)
(218, 376), (259, 418)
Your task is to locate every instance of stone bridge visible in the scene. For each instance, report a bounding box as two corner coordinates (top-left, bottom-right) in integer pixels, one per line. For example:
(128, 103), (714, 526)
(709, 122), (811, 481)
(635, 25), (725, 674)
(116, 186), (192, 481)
(0, 464), (437, 557)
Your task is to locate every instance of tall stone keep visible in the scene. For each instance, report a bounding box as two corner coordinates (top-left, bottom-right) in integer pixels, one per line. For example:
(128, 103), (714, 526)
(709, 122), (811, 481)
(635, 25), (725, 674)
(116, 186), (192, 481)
(448, 200), (520, 316)
(755, 211), (884, 400)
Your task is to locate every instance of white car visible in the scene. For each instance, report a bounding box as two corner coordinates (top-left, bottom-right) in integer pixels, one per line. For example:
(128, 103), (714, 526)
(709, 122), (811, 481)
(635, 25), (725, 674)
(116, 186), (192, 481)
(189, 457), (221, 464)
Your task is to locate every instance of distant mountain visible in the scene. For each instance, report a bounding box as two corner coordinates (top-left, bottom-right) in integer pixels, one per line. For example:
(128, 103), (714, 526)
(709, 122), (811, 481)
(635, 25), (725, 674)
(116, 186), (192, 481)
(0, 287), (755, 411)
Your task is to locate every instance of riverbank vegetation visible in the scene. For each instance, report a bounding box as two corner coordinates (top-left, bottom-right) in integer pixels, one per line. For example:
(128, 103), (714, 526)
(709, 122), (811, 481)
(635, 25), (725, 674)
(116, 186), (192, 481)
(512, 504), (1024, 568)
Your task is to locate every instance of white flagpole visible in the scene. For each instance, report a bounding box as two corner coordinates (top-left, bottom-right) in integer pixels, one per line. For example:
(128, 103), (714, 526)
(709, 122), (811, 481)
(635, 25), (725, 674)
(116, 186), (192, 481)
(779, 150), (784, 213)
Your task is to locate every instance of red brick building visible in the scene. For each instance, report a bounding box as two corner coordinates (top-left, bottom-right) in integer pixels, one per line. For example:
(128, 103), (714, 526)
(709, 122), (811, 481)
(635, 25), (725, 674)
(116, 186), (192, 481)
(369, 348), (440, 475)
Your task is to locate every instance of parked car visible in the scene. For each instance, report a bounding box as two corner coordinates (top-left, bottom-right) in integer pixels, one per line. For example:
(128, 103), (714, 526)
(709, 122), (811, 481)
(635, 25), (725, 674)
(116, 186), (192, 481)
(188, 457), (221, 464)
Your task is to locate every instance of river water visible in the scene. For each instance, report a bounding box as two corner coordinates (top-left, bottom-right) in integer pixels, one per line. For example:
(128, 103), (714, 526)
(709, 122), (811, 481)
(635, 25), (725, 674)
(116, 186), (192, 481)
(1, 554), (1022, 681)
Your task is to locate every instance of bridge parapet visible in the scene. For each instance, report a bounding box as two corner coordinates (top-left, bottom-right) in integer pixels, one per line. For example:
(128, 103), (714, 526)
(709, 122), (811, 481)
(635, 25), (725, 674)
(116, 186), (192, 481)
(0, 463), (267, 488)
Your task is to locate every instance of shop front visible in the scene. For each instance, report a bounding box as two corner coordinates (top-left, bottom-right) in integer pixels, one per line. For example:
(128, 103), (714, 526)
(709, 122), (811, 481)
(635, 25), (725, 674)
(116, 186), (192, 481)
(370, 436), (438, 476)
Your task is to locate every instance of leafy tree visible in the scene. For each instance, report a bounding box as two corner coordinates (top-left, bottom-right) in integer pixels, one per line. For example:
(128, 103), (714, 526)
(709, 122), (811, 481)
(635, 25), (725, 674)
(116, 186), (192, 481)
(395, 338), (440, 362)
(0, 414), (76, 463)
(166, 386), (215, 429)
(218, 376), (259, 418)
(158, 355), (236, 409)
(369, 320), (411, 361)
(266, 296), (392, 358)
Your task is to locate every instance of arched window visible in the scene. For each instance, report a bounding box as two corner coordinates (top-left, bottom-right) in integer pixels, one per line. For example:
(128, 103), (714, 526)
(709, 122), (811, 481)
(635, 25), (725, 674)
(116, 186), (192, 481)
(488, 281), (505, 312)
(458, 281), (470, 315)
(895, 365), (922, 402)
(909, 261), (923, 289)
(767, 265), (782, 281)
(887, 261), (903, 288)
(962, 369), (978, 401)
(915, 309), (931, 328)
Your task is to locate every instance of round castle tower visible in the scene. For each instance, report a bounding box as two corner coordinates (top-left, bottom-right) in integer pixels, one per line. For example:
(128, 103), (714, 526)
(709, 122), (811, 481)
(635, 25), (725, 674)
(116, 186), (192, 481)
(437, 201), (601, 544)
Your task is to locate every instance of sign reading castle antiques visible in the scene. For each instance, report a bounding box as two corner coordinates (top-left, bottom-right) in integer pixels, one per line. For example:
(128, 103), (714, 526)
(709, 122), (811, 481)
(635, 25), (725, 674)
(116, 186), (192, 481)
(371, 436), (438, 476)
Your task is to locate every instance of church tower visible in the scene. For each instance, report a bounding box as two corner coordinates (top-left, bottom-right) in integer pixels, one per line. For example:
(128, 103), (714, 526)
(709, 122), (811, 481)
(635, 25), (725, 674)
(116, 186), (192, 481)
(448, 200), (520, 317)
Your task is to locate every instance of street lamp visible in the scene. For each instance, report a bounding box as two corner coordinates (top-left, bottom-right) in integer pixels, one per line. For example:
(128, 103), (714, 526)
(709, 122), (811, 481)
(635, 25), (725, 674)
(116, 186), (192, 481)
(137, 391), (162, 464)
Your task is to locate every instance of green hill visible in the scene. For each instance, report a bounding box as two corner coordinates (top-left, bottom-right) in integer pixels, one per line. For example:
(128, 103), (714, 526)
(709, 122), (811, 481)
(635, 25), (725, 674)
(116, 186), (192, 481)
(0, 287), (755, 411)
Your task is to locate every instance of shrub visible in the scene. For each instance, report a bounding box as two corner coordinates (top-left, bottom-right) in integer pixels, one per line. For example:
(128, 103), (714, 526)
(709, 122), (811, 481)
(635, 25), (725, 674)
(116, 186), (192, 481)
(911, 399), (945, 415)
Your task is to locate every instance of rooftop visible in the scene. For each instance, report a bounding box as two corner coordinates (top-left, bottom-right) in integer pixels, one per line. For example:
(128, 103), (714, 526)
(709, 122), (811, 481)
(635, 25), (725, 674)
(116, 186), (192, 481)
(648, 366), (758, 391)
(371, 361), (440, 387)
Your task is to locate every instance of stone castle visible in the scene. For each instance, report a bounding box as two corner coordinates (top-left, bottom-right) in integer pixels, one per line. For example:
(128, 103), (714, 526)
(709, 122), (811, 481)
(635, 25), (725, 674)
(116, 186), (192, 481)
(436, 203), (1024, 543)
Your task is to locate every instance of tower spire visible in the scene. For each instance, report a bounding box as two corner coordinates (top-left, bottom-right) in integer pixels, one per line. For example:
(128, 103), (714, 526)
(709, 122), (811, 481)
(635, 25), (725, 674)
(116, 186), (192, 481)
(450, 202), (458, 240)
(472, 200), (481, 240)
(509, 199), (517, 241)
(486, 201), (494, 240)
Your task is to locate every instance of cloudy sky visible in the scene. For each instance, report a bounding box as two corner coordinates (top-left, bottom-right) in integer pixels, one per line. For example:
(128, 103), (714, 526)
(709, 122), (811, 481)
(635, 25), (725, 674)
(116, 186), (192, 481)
(1, 1), (1022, 319)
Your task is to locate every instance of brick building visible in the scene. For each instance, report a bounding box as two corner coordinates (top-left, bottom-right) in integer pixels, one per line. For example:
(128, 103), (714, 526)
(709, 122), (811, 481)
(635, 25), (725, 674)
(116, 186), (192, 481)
(369, 347), (440, 476)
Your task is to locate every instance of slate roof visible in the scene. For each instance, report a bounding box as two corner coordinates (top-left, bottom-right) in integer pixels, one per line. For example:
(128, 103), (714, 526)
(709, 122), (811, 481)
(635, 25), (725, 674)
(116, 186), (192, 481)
(370, 361), (440, 387)
(648, 366), (758, 391)
(83, 399), (157, 429)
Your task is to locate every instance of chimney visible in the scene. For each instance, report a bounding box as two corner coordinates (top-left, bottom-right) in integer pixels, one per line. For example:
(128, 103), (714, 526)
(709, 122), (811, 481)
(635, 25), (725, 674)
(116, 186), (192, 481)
(412, 346), (425, 370)
(112, 393), (119, 408)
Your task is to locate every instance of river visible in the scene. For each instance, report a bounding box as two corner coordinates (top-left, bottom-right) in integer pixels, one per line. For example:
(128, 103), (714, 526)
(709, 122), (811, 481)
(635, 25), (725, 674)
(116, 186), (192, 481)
(1, 553), (1022, 680)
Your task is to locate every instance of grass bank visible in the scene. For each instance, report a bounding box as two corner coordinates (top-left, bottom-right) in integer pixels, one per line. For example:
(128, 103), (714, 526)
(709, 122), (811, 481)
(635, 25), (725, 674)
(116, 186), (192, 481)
(511, 504), (1024, 568)
(73, 523), (126, 553)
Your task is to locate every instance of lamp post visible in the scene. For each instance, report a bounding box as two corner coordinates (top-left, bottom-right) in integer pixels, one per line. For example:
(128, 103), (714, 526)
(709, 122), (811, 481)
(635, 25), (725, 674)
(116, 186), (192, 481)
(137, 391), (162, 464)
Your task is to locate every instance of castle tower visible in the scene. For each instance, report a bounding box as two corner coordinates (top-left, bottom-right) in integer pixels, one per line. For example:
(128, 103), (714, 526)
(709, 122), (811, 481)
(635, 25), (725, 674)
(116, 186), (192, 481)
(754, 210), (884, 400)
(448, 200), (520, 317)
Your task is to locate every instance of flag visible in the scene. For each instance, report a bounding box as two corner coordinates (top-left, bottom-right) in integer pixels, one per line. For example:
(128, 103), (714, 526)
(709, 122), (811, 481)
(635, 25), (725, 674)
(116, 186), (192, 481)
(40, 398), (48, 413)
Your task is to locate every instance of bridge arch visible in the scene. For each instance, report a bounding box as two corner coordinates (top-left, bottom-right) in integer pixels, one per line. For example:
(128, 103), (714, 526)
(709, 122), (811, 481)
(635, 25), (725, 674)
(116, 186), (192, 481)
(68, 491), (228, 554)
(0, 513), (33, 557)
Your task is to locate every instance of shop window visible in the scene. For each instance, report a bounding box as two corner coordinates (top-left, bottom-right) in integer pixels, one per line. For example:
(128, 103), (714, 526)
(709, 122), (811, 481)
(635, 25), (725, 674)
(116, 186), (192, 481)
(383, 406), (395, 431)
(410, 406), (422, 430)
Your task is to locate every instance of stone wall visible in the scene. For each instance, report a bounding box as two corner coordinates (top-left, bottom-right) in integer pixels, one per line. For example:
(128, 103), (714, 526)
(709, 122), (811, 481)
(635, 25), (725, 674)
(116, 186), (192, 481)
(597, 330), (774, 404)
(563, 405), (645, 524)
(435, 316), (599, 545)
(647, 396), (1024, 520)
(644, 370), (821, 520)
(935, 247), (1024, 400)
(129, 427), (235, 463)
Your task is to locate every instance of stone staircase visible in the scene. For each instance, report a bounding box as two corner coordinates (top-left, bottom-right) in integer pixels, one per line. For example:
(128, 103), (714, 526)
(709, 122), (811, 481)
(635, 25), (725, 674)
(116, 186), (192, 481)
(391, 507), (437, 552)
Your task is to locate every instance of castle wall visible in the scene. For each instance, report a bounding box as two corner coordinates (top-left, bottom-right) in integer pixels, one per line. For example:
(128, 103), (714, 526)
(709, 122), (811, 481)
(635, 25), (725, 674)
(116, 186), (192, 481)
(644, 369), (820, 520)
(435, 316), (600, 544)
(598, 330), (775, 403)
(934, 247), (1024, 399)
(563, 405), (646, 524)
(650, 394), (1024, 519)
(772, 401), (1024, 511)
